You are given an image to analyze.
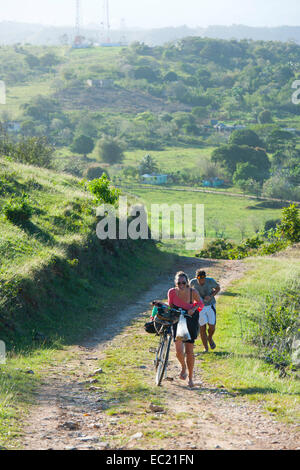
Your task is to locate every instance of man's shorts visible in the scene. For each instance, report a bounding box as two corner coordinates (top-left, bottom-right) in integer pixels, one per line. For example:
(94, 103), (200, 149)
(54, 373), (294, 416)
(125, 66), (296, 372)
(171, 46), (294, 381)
(199, 305), (216, 327)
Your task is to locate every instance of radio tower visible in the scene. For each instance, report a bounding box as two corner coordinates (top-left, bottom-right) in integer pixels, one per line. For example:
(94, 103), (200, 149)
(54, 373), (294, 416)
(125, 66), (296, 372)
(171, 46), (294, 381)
(74, 0), (83, 46)
(103, 0), (111, 43)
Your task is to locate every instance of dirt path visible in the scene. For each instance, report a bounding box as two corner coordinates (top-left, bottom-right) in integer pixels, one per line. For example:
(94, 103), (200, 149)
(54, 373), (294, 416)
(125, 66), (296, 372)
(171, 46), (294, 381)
(21, 258), (299, 451)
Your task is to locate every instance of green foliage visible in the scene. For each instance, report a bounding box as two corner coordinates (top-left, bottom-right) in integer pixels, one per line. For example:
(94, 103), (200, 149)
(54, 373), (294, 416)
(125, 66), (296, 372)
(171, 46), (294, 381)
(139, 154), (159, 175)
(2, 193), (33, 225)
(196, 239), (234, 259)
(258, 110), (273, 124)
(276, 204), (300, 243)
(212, 144), (270, 179)
(13, 137), (54, 168)
(233, 162), (260, 184)
(86, 174), (120, 206)
(229, 129), (263, 148)
(249, 285), (300, 368)
(83, 164), (106, 181)
(71, 135), (95, 156)
(97, 138), (124, 165)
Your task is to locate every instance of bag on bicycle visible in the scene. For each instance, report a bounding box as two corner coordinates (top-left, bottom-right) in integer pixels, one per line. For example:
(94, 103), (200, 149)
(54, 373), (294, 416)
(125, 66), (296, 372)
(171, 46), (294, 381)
(144, 321), (157, 334)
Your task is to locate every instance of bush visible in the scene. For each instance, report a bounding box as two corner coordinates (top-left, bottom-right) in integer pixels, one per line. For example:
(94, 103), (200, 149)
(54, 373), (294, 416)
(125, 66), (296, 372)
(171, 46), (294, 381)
(264, 218), (281, 232)
(249, 285), (300, 368)
(83, 164), (106, 181)
(97, 138), (124, 165)
(2, 193), (33, 225)
(86, 174), (120, 206)
(196, 239), (234, 259)
(14, 137), (54, 168)
(276, 204), (300, 243)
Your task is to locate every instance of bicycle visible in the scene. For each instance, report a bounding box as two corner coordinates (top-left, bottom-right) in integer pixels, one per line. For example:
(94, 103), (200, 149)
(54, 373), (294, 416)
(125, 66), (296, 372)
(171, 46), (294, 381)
(151, 302), (186, 386)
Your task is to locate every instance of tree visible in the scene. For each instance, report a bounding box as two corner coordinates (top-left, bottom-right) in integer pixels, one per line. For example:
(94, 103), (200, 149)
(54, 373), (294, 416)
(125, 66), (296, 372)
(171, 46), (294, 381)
(139, 154), (159, 175)
(97, 138), (124, 164)
(258, 110), (273, 124)
(233, 162), (260, 184)
(229, 129), (263, 148)
(266, 129), (296, 152)
(134, 66), (160, 82)
(164, 71), (178, 82)
(71, 135), (95, 158)
(22, 95), (59, 123)
(212, 144), (270, 179)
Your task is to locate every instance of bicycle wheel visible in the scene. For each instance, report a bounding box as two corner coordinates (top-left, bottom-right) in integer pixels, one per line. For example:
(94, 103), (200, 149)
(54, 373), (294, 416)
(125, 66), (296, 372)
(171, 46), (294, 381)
(155, 333), (172, 386)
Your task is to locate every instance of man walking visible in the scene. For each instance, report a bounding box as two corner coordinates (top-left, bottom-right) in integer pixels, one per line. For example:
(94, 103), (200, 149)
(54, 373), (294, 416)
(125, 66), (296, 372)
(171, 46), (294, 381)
(190, 270), (221, 352)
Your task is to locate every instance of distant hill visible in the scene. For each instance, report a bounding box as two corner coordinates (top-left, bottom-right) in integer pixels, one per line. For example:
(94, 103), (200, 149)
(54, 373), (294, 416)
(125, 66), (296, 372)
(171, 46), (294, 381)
(1, 21), (300, 46)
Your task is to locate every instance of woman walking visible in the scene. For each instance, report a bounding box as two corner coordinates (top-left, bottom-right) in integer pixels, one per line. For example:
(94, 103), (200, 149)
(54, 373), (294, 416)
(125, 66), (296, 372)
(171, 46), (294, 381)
(168, 271), (204, 388)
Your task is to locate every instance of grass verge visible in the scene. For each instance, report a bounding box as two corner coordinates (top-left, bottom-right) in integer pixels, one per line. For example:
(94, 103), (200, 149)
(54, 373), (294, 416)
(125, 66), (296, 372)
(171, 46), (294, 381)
(197, 253), (300, 424)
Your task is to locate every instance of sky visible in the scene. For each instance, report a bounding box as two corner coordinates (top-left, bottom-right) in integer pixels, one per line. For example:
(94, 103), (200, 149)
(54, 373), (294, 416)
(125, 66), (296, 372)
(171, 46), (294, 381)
(0, 0), (300, 29)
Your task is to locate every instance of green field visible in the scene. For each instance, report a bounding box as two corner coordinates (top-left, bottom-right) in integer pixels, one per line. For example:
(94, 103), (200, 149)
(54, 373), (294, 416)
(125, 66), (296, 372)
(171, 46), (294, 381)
(124, 186), (283, 255)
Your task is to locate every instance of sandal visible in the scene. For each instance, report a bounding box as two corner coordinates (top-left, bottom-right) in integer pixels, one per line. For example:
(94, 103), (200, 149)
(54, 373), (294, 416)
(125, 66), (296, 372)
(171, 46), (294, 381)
(209, 339), (216, 350)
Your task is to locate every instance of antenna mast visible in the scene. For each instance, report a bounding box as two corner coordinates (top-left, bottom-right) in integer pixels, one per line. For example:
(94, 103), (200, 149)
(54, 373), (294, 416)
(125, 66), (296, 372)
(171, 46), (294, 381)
(103, 0), (111, 43)
(75, 0), (81, 37)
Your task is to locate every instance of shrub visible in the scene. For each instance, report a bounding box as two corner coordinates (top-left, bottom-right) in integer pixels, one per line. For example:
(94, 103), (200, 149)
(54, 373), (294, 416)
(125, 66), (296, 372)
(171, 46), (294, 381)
(2, 193), (33, 225)
(276, 204), (300, 243)
(249, 285), (300, 368)
(83, 164), (106, 181)
(14, 137), (54, 168)
(196, 239), (234, 259)
(264, 218), (281, 233)
(96, 138), (124, 165)
(86, 174), (120, 206)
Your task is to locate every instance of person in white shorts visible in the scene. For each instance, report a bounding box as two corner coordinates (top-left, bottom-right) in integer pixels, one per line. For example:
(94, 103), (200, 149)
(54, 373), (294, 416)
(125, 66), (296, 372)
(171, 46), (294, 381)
(190, 270), (221, 352)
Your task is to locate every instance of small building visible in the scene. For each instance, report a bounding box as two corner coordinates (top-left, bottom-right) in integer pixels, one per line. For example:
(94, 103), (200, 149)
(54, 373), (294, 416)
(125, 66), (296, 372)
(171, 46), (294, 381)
(142, 174), (168, 185)
(202, 177), (224, 188)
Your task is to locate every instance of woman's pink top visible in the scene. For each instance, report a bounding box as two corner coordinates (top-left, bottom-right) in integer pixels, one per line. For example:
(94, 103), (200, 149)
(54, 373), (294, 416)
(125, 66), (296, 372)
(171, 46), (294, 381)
(168, 288), (204, 311)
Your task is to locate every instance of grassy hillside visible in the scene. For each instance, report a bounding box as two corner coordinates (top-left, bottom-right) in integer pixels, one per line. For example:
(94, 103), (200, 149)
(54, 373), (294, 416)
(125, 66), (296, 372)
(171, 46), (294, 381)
(0, 157), (177, 349)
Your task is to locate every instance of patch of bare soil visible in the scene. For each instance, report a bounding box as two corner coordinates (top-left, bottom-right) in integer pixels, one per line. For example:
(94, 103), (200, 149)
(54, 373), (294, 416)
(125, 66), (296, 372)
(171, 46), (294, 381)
(56, 85), (190, 114)
(21, 258), (299, 451)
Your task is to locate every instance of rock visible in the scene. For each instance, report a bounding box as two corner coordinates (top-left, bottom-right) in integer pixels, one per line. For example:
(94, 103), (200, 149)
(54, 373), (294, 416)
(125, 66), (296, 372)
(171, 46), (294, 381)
(149, 403), (165, 413)
(129, 432), (143, 441)
(58, 421), (80, 431)
(98, 442), (109, 449)
(77, 436), (99, 443)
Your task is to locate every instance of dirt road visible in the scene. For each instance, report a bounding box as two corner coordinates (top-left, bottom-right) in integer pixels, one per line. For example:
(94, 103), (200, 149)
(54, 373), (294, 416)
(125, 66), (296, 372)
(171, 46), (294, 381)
(21, 257), (299, 450)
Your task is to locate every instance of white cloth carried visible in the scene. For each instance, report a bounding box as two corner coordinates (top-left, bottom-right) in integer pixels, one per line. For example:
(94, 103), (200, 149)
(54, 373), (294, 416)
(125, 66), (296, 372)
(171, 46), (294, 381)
(199, 305), (216, 326)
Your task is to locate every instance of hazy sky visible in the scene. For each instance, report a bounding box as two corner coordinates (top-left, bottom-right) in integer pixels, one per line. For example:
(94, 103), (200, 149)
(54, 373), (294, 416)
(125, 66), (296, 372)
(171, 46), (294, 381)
(0, 0), (299, 29)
